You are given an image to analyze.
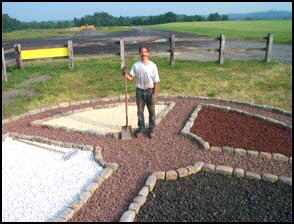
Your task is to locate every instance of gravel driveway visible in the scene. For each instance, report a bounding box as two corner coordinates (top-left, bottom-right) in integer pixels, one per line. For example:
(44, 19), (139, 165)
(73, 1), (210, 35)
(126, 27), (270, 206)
(2, 28), (292, 64)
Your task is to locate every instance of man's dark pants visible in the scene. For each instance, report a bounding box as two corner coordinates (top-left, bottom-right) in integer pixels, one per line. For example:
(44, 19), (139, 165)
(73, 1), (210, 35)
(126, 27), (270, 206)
(136, 87), (155, 131)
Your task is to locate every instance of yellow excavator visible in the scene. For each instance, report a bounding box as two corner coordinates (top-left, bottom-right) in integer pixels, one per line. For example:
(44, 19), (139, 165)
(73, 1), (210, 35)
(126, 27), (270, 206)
(79, 25), (96, 31)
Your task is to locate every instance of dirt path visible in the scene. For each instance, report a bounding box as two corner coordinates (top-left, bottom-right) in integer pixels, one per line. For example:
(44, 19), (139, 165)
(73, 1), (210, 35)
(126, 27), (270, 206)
(2, 28), (292, 64)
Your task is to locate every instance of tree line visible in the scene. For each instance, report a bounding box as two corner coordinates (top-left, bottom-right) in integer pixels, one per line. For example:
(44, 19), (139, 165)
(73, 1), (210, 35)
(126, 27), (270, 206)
(2, 11), (229, 32)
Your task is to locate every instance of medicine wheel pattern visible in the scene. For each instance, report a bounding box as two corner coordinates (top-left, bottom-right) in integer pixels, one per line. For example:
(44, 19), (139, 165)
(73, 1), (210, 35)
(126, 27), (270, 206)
(2, 95), (292, 222)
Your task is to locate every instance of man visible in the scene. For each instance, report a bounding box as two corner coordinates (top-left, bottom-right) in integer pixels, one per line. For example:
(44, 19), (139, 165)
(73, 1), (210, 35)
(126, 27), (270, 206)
(122, 46), (160, 138)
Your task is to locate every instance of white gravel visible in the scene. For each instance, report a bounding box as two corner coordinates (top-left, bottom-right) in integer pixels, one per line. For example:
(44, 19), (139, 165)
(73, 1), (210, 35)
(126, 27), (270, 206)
(2, 137), (103, 222)
(42, 103), (168, 133)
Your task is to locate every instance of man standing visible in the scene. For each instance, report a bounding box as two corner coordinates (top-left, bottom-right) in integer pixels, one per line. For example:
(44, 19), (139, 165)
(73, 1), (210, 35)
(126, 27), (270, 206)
(122, 46), (160, 138)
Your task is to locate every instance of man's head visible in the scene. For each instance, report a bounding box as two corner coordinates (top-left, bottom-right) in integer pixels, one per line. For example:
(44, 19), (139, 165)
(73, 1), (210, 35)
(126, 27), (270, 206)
(139, 46), (149, 61)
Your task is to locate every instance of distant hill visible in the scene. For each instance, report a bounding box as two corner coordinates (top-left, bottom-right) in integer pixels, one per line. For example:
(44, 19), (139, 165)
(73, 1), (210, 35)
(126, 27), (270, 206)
(225, 10), (292, 20)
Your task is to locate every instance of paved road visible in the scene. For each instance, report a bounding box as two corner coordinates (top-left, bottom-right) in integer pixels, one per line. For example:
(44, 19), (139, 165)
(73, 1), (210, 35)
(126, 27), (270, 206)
(2, 28), (292, 64)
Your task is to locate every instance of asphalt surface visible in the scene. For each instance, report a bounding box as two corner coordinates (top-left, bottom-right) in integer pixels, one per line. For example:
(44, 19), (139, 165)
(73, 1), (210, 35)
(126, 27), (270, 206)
(2, 28), (292, 64)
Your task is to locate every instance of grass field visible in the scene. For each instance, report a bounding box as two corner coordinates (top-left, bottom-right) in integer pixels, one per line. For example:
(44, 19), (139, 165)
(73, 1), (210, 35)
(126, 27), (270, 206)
(2, 55), (292, 118)
(148, 20), (292, 45)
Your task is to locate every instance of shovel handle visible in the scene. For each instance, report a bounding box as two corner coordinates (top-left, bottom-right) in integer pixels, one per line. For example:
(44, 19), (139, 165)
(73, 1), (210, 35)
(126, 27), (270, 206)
(124, 72), (129, 126)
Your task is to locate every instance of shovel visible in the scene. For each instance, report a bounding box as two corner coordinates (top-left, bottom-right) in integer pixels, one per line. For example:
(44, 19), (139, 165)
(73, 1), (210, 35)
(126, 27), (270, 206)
(121, 67), (133, 140)
(15, 138), (78, 161)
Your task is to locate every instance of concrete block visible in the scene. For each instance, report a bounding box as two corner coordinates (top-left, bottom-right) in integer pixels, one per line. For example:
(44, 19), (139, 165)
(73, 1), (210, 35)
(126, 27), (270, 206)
(234, 148), (247, 156)
(145, 175), (157, 191)
(215, 165), (233, 176)
(261, 173), (278, 183)
(247, 150), (259, 158)
(166, 170), (178, 180)
(259, 152), (272, 160)
(70, 199), (85, 211)
(176, 168), (189, 178)
(105, 163), (119, 171)
(233, 168), (245, 178)
(210, 146), (221, 153)
(245, 171), (261, 181)
(100, 167), (113, 180)
(194, 161), (204, 171)
(128, 202), (142, 214)
(202, 163), (215, 172)
(272, 153), (289, 162)
(79, 191), (92, 203)
(138, 186), (149, 197)
(119, 210), (136, 222)
(152, 171), (165, 180)
(59, 208), (75, 220)
(133, 196), (146, 205)
(85, 182), (99, 193)
(185, 165), (200, 175)
(278, 176), (292, 186)
(222, 146), (234, 154)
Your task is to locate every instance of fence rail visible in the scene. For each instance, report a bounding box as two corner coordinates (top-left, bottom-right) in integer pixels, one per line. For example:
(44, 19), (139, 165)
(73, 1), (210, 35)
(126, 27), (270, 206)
(2, 33), (273, 82)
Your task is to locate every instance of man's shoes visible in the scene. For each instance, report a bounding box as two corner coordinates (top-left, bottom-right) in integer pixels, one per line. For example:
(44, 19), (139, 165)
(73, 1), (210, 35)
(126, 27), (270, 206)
(149, 128), (155, 138)
(135, 127), (144, 137)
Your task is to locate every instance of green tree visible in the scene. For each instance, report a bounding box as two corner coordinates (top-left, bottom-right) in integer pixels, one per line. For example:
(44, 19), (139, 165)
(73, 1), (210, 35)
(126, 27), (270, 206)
(207, 12), (221, 21)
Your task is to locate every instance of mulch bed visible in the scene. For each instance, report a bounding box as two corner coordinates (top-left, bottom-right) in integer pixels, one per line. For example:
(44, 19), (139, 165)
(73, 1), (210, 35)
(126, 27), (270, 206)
(190, 107), (292, 157)
(136, 171), (292, 222)
(2, 97), (292, 222)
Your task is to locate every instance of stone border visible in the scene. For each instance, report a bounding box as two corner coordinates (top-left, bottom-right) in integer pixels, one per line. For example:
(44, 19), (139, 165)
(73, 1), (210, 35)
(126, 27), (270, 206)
(158, 94), (292, 117)
(119, 161), (292, 222)
(181, 103), (292, 164)
(27, 101), (175, 139)
(2, 95), (291, 126)
(2, 132), (118, 222)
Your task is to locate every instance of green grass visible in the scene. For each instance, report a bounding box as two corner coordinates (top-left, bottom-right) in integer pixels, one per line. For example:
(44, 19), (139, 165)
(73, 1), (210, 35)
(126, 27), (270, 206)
(2, 55), (292, 118)
(2, 28), (79, 41)
(2, 26), (137, 41)
(148, 20), (292, 45)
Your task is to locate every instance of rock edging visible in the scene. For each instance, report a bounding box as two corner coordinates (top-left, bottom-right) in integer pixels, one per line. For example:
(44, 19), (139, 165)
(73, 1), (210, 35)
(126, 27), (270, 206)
(27, 101), (175, 139)
(2, 95), (291, 126)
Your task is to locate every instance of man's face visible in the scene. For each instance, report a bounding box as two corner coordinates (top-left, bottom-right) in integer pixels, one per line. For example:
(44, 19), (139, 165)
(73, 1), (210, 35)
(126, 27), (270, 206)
(139, 48), (149, 60)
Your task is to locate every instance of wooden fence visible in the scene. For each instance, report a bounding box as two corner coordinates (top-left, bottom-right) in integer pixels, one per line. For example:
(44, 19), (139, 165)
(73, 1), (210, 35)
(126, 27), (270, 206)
(2, 33), (273, 82)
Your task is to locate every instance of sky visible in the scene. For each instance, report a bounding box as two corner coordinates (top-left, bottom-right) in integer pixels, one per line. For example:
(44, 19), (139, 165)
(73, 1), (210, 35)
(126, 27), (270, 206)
(2, 2), (292, 22)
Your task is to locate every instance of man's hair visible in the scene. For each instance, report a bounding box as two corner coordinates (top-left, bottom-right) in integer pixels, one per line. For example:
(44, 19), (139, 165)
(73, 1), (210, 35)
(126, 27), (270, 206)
(138, 46), (150, 53)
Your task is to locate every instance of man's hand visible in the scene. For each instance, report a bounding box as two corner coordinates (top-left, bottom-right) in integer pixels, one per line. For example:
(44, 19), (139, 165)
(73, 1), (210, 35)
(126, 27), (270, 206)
(122, 66), (128, 76)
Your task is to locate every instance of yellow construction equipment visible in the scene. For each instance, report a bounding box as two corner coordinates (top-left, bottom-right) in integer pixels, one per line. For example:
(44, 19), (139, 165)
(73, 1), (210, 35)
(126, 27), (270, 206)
(79, 25), (96, 31)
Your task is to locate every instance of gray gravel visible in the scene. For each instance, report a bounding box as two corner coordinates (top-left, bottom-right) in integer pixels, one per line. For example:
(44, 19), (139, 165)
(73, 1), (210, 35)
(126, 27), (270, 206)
(137, 171), (292, 222)
(2, 137), (103, 222)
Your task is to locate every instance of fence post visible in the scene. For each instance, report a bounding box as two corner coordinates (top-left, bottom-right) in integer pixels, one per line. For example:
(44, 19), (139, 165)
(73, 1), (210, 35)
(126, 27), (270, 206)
(219, 34), (225, 64)
(170, 34), (175, 65)
(265, 33), (273, 63)
(68, 40), (74, 69)
(120, 39), (125, 69)
(14, 44), (23, 69)
(2, 48), (7, 82)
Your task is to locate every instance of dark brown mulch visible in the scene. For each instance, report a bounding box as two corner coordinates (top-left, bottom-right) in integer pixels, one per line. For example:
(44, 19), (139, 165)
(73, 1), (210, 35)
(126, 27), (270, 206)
(190, 107), (292, 157)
